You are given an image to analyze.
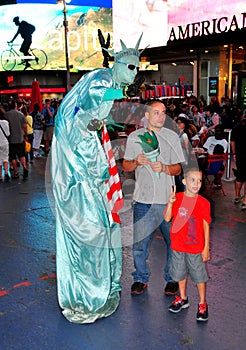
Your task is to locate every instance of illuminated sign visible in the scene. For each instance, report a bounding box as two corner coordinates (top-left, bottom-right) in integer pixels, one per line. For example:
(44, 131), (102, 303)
(209, 77), (218, 96)
(0, 2), (112, 72)
(113, 0), (168, 50)
(1, 1), (112, 7)
(169, 13), (246, 41)
(113, 0), (246, 49)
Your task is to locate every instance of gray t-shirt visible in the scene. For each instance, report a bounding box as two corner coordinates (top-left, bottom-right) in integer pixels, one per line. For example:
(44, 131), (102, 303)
(5, 109), (26, 144)
(124, 127), (185, 204)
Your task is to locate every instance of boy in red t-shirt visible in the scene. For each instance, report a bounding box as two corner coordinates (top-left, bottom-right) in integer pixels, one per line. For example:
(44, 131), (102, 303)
(164, 168), (211, 321)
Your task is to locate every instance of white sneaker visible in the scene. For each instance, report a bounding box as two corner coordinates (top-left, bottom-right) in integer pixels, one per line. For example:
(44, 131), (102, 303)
(34, 153), (42, 159)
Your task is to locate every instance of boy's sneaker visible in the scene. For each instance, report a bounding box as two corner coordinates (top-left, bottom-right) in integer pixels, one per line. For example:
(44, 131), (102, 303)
(164, 281), (179, 295)
(196, 303), (208, 322)
(234, 196), (243, 204)
(131, 282), (148, 295)
(241, 203), (246, 211)
(168, 296), (189, 313)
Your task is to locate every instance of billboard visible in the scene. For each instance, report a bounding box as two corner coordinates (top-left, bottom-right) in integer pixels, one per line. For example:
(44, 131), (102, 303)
(0, 1), (112, 72)
(113, 0), (246, 50)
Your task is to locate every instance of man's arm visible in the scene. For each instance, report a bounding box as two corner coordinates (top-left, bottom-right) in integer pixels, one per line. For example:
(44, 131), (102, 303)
(230, 140), (236, 161)
(46, 107), (54, 117)
(207, 114), (220, 131)
(9, 30), (20, 43)
(161, 163), (181, 176)
(123, 156), (182, 176)
(122, 153), (150, 172)
(150, 161), (182, 176)
(202, 220), (210, 262)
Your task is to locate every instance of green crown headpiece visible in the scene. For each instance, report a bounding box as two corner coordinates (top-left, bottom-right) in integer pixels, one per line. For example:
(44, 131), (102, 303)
(103, 33), (146, 63)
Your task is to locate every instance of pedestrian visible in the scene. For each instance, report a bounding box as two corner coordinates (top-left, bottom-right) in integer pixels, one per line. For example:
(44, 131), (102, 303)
(42, 99), (55, 154)
(230, 112), (246, 210)
(122, 99), (185, 296)
(164, 168), (211, 322)
(21, 106), (34, 164)
(204, 106), (221, 136)
(51, 34), (145, 323)
(174, 115), (191, 192)
(203, 124), (228, 188)
(30, 103), (45, 158)
(0, 107), (10, 181)
(5, 100), (28, 179)
(203, 124), (228, 155)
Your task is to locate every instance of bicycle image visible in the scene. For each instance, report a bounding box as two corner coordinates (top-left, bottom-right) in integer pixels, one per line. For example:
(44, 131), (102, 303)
(1, 43), (48, 71)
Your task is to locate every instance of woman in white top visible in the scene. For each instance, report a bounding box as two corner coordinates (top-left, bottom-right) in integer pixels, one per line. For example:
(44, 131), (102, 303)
(0, 107), (10, 181)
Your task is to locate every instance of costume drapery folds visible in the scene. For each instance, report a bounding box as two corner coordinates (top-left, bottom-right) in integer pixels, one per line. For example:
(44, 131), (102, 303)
(51, 68), (122, 323)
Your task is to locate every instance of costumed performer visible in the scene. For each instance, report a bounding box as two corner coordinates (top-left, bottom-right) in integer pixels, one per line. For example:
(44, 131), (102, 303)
(51, 34), (145, 324)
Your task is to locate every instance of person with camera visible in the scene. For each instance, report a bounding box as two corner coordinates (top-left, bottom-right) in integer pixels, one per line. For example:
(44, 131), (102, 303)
(42, 99), (54, 154)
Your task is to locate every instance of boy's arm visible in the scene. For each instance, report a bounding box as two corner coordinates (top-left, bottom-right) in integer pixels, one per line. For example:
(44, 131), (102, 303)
(164, 185), (176, 222)
(164, 202), (173, 222)
(202, 220), (210, 262)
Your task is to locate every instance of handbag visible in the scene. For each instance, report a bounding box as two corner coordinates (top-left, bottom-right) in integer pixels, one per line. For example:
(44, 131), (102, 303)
(24, 136), (31, 153)
(25, 140), (31, 153)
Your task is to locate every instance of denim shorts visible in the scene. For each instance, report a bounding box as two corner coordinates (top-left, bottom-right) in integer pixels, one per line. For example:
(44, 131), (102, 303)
(170, 250), (208, 283)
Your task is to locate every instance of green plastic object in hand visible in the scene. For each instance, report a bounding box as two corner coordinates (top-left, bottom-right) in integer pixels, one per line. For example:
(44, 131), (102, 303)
(137, 131), (159, 152)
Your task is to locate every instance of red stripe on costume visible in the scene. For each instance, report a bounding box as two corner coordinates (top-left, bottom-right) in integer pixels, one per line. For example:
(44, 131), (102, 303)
(102, 125), (124, 224)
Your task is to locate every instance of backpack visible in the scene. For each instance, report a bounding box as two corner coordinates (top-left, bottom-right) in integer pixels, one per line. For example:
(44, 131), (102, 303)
(23, 21), (36, 35)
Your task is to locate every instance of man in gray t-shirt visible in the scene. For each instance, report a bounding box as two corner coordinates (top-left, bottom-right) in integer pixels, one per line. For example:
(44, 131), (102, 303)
(5, 100), (28, 179)
(123, 99), (184, 296)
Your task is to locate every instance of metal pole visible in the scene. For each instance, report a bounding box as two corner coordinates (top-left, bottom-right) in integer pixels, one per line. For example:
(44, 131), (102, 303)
(227, 44), (233, 100)
(63, 0), (70, 93)
(223, 128), (234, 182)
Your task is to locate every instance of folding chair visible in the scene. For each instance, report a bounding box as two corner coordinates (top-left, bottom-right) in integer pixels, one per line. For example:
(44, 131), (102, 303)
(204, 153), (229, 196)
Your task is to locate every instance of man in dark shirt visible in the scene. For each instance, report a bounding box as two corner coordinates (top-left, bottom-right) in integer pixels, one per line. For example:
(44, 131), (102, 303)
(8, 16), (35, 69)
(231, 113), (246, 210)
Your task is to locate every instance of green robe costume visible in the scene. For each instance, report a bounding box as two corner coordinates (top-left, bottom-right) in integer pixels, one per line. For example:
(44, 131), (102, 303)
(51, 68), (124, 323)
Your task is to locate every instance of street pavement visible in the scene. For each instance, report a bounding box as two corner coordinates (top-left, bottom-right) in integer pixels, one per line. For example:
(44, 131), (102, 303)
(0, 156), (246, 350)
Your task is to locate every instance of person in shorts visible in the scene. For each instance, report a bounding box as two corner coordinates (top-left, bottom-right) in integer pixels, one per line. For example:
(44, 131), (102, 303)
(164, 168), (211, 321)
(42, 99), (55, 154)
(5, 100), (28, 179)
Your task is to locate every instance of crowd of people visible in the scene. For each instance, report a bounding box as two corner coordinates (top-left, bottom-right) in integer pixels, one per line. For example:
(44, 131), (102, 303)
(0, 94), (245, 209)
(109, 94), (246, 210)
(0, 97), (60, 180)
(0, 88), (245, 326)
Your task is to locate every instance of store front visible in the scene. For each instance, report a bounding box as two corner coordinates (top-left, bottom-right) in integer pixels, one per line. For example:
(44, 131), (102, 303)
(0, 1), (245, 109)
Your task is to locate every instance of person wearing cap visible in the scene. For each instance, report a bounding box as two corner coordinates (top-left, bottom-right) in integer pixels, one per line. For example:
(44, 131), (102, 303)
(8, 16), (35, 70)
(179, 103), (193, 120)
(51, 34), (145, 324)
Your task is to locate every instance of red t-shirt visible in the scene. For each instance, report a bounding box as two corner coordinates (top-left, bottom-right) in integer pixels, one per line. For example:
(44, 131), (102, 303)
(170, 192), (211, 254)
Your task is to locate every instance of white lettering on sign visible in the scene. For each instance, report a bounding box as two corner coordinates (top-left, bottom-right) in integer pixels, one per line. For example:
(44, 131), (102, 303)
(48, 28), (102, 57)
(169, 13), (246, 41)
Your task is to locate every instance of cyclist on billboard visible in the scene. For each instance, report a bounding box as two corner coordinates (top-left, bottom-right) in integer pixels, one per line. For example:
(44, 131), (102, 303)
(8, 16), (35, 70)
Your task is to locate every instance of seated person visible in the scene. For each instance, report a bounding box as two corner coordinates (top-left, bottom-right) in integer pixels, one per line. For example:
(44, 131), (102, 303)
(206, 144), (226, 189)
(203, 125), (228, 155)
